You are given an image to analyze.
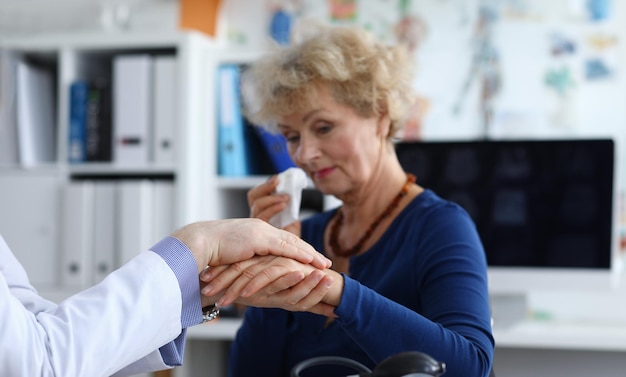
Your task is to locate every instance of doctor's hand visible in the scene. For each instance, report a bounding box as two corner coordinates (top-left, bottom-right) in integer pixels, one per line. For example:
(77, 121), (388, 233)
(248, 176), (301, 236)
(200, 255), (343, 318)
(171, 218), (331, 274)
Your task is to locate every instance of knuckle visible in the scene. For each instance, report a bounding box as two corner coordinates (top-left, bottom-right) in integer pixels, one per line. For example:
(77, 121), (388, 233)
(241, 268), (257, 280)
(231, 262), (246, 274)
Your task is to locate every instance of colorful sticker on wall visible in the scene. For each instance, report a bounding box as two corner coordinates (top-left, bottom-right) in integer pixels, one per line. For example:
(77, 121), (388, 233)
(267, 1), (303, 45)
(549, 32), (576, 56)
(401, 96), (431, 141)
(394, 13), (428, 53)
(544, 66), (579, 129)
(394, 0), (424, 53)
(544, 66), (575, 97)
(585, 58), (612, 80)
(270, 8), (293, 45)
(329, 0), (357, 21)
(587, 0), (612, 22)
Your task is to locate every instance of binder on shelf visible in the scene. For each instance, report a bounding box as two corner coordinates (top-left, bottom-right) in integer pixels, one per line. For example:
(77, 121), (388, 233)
(68, 80), (88, 163)
(60, 181), (95, 289)
(117, 180), (154, 265)
(0, 174), (60, 288)
(152, 55), (177, 165)
(217, 64), (248, 176)
(113, 54), (153, 165)
(86, 78), (113, 162)
(0, 51), (19, 165)
(244, 119), (275, 175)
(92, 181), (117, 284)
(251, 124), (296, 173)
(16, 59), (56, 166)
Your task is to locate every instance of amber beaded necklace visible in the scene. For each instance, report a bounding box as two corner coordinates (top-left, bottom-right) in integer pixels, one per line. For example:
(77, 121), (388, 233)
(329, 173), (416, 258)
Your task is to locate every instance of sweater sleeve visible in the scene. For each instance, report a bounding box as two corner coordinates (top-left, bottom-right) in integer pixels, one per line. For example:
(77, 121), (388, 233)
(333, 205), (494, 377)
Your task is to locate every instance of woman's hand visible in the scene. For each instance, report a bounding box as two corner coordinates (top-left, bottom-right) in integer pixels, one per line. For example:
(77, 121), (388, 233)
(248, 175), (301, 236)
(200, 255), (343, 317)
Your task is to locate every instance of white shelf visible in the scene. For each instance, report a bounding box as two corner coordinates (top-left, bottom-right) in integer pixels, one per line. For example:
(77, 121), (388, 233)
(186, 318), (242, 341)
(494, 317), (626, 352)
(216, 176), (268, 189)
(0, 30), (197, 51)
(68, 163), (176, 176)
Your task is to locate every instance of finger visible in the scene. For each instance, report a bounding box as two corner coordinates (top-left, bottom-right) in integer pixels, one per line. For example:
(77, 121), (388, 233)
(202, 259), (259, 297)
(199, 277), (224, 308)
(219, 264), (293, 306)
(256, 273), (336, 317)
(199, 265), (229, 282)
(200, 288), (223, 308)
(229, 271), (317, 310)
(251, 196), (288, 222)
(292, 274), (336, 317)
(284, 271), (330, 307)
(258, 228), (331, 269)
(256, 270), (307, 295)
(241, 267), (313, 300)
(247, 176), (279, 206)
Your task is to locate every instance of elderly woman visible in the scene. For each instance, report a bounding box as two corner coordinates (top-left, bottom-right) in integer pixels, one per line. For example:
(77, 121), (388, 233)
(202, 25), (494, 377)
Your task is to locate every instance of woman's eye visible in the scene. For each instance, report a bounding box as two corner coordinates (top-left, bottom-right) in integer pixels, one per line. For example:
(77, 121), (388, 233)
(285, 134), (300, 143)
(317, 124), (332, 134)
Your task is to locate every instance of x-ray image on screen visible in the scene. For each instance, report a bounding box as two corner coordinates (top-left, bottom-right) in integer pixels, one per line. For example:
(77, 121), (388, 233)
(396, 139), (615, 270)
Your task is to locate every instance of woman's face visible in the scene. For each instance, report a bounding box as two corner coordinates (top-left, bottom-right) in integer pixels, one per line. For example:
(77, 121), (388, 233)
(277, 86), (386, 197)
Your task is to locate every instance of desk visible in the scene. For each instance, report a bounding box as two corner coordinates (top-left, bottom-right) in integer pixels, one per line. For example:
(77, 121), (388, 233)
(493, 316), (626, 376)
(180, 316), (626, 377)
(494, 318), (626, 351)
(186, 318), (242, 341)
(189, 316), (626, 351)
(172, 319), (241, 377)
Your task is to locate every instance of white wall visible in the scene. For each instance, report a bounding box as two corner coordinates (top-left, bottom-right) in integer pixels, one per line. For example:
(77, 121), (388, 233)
(0, 0), (178, 38)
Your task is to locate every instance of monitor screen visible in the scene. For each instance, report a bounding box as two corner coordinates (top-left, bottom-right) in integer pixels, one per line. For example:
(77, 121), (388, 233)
(396, 139), (616, 275)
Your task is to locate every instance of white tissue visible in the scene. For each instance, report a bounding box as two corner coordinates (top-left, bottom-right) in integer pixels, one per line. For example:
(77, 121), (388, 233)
(270, 167), (308, 228)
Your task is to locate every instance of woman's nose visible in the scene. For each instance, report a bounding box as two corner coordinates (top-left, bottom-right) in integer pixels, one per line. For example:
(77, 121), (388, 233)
(294, 136), (320, 164)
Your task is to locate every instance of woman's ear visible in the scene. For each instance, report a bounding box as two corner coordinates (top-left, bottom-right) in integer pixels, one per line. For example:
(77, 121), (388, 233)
(377, 113), (392, 139)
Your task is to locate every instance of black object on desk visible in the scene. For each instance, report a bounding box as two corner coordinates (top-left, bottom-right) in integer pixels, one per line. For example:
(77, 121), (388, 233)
(290, 351), (447, 377)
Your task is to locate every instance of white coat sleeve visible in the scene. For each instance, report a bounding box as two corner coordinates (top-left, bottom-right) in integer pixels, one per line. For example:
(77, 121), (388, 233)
(0, 235), (185, 377)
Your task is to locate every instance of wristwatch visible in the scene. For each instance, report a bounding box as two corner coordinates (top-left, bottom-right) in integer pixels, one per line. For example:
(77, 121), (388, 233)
(202, 304), (220, 323)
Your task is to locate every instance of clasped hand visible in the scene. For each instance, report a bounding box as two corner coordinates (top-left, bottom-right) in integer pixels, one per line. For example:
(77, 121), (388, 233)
(170, 218), (339, 316)
(200, 255), (342, 318)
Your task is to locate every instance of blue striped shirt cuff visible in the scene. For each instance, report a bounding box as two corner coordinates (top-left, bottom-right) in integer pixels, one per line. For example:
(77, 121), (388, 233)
(150, 236), (203, 328)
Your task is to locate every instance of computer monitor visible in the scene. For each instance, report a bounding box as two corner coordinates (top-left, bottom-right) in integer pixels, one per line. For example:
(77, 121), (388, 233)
(396, 139), (621, 326)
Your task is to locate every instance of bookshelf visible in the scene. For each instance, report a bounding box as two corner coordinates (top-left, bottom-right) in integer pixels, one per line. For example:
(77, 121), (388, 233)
(0, 31), (338, 377)
(0, 31), (219, 296)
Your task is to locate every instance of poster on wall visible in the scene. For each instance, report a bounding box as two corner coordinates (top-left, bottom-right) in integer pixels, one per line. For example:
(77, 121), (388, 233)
(218, 0), (625, 178)
(489, 0), (624, 141)
(218, 0), (484, 141)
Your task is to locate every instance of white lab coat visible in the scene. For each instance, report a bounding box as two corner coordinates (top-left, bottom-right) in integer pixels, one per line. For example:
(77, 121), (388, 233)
(0, 234), (185, 377)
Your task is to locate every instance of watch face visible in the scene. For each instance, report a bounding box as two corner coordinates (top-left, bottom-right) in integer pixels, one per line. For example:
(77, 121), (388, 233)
(202, 304), (220, 322)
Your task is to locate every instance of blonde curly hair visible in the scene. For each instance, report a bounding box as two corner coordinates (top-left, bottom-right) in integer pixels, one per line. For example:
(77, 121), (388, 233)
(240, 25), (416, 140)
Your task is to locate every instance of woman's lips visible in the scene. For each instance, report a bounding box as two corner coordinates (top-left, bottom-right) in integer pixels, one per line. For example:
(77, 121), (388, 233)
(313, 167), (334, 179)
